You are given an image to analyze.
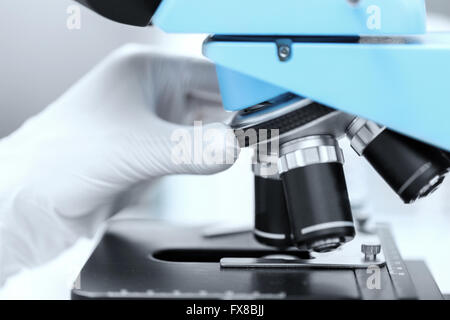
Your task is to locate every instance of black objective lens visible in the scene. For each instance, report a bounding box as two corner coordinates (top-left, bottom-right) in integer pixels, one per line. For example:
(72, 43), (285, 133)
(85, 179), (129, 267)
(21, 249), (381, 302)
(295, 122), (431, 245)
(75, 0), (162, 26)
(253, 161), (292, 248)
(347, 119), (450, 203)
(279, 136), (355, 252)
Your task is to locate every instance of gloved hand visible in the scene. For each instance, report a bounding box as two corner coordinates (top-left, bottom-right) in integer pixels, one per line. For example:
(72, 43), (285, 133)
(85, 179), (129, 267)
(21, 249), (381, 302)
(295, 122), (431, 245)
(0, 44), (240, 285)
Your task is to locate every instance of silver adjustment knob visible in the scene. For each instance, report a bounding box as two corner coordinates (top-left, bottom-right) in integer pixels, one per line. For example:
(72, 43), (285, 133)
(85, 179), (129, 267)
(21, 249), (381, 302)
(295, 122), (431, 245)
(361, 243), (381, 261)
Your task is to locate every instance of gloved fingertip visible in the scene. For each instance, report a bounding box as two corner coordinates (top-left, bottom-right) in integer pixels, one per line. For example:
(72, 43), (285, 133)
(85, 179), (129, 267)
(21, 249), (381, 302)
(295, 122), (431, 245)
(201, 122), (241, 174)
(167, 122), (241, 176)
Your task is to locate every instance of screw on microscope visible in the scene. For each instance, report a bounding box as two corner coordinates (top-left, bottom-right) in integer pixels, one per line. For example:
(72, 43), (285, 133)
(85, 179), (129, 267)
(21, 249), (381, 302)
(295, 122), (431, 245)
(361, 243), (381, 261)
(278, 45), (291, 61)
(276, 39), (293, 62)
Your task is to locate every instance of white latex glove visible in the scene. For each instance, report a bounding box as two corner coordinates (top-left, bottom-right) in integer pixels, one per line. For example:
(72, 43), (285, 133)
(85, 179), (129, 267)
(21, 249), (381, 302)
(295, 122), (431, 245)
(0, 44), (240, 285)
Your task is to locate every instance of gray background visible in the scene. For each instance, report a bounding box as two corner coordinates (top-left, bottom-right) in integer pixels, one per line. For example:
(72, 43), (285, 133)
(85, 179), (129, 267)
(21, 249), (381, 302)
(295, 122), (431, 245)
(0, 0), (206, 137)
(430, 0), (450, 13)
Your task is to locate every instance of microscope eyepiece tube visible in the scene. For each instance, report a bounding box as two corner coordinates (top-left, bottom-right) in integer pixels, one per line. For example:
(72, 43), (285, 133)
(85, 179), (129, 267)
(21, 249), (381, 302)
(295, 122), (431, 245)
(279, 136), (355, 252)
(253, 160), (292, 248)
(347, 119), (450, 203)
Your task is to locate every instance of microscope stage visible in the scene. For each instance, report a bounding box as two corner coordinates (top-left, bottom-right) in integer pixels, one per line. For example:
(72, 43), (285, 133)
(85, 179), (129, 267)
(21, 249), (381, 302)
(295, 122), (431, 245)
(72, 218), (443, 300)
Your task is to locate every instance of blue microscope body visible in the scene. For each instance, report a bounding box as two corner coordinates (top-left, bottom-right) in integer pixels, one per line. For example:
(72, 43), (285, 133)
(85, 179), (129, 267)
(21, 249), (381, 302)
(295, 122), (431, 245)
(75, 0), (450, 150)
(154, 0), (450, 250)
(152, 0), (450, 152)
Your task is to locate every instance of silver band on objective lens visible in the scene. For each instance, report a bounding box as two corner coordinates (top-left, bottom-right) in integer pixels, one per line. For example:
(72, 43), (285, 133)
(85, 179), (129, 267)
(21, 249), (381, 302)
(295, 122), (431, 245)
(254, 229), (287, 240)
(301, 221), (355, 235)
(346, 118), (386, 156)
(252, 152), (280, 179)
(252, 162), (280, 180)
(278, 135), (344, 175)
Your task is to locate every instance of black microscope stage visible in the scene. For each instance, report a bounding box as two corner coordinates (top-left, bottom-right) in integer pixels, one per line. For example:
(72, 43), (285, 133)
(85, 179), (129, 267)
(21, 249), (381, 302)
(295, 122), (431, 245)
(72, 218), (443, 300)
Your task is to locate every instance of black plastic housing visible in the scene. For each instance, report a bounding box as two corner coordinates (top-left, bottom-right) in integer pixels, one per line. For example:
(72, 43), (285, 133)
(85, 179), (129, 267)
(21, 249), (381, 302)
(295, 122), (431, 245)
(281, 163), (355, 251)
(363, 130), (450, 203)
(75, 0), (161, 26)
(254, 176), (292, 248)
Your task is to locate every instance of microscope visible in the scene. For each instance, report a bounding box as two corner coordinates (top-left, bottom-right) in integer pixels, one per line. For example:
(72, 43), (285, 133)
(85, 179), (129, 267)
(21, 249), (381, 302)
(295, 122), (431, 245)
(72, 0), (450, 299)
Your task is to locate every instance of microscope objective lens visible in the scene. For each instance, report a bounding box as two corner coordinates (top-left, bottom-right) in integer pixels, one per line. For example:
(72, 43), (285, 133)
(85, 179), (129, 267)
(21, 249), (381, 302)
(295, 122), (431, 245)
(347, 119), (450, 204)
(278, 135), (356, 252)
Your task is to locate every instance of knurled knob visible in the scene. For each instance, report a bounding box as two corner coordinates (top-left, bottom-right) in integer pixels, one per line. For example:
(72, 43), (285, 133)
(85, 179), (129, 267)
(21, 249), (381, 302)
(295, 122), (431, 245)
(361, 243), (381, 261)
